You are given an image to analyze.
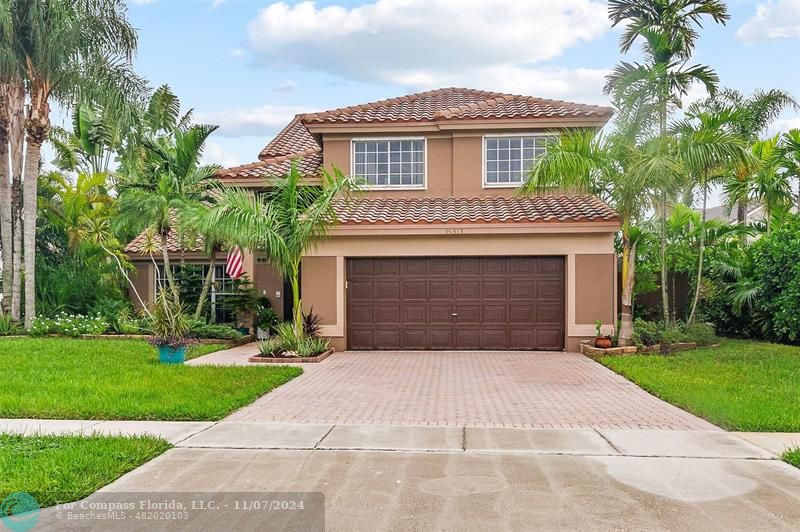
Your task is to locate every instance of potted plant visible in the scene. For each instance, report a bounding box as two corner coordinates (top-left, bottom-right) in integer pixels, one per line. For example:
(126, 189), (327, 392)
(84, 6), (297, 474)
(148, 291), (192, 364)
(255, 297), (279, 339)
(222, 275), (260, 335)
(594, 319), (613, 349)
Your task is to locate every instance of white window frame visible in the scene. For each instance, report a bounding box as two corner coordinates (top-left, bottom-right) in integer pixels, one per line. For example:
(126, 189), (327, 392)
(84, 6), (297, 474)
(482, 132), (556, 189)
(350, 137), (427, 190)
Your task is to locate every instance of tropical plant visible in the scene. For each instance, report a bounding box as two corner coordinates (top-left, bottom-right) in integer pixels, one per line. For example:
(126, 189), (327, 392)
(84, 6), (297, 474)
(147, 290), (190, 348)
(672, 105), (752, 323)
(775, 129), (800, 212)
(606, 0), (730, 323)
(117, 123), (220, 305)
(196, 162), (361, 337)
(0, 0), (145, 327)
(704, 89), (797, 221)
(520, 128), (674, 343)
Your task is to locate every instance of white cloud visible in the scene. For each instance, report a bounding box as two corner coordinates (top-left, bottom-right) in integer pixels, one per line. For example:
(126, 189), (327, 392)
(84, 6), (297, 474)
(246, 0), (609, 88)
(274, 80), (297, 93)
(129, 0), (156, 5)
(202, 140), (242, 168)
(229, 48), (245, 59)
(195, 104), (310, 138)
(737, 0), (800, 43)
(768, 115), (800, 135)
(211, 0), (226, 8)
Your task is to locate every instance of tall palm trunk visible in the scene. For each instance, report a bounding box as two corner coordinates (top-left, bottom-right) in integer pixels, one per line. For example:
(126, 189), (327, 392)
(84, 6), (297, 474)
(160, 232), (180, 305)
(619, 229), (636, 345)
(8, 81), (25, 322)
(22, 81), (51, 328)
(0, 84), (11, 315)
(289, 261), (302, 337)
(687, 180), (708, 325)
(194, 253), (216, 320)
(658, 99), (670, 325)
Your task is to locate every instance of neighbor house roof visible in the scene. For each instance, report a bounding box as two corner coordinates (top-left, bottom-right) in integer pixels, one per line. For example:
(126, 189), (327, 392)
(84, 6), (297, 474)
(124, 215), (205, 255)
(331, 196), (619, 225)
(217, 150), (323, 181)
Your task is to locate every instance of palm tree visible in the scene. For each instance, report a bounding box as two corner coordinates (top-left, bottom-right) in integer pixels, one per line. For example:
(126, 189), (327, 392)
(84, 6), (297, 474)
(197, 163), (361, 336)
(704, 89), (797, 222)
(673, 105), (752, 324)
(3, 0), (143, 327)
(606, 0), (730, 324)
(50, 104), (121, 175)
(775, 129), (800, 212)
(117, 124), (220, 306)
(519, 128), (677, 344)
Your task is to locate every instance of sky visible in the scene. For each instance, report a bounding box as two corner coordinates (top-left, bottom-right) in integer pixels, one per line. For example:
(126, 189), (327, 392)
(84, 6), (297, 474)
(98, 0), (800, 205)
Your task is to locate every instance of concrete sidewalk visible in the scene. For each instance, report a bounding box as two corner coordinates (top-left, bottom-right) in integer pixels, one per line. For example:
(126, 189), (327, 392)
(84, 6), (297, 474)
(0, 418), (212, 444)
(4, 418), (797, 459)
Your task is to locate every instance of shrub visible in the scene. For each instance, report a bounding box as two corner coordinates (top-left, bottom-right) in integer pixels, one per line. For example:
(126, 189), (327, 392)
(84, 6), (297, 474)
(186, 319), (243, 340)
(147, 292), (190, 348)
(302, 308), (322, 338)
(630, 319), (661, 348)
(256, 298), (279, 334)
(275, 322), (301, 352)
(658, 327), (688, 354)
(0, 314), (22, 336)
(683, 322), (716, 346)
(90, 299), (134, 334)
(258, 337), (283, 357)
(29, 312), (110, 337)
(297, 336), (330, 357)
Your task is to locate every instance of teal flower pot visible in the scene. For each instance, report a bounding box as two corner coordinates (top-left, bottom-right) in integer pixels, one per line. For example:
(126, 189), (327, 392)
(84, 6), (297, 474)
(158, 345), (186, 364)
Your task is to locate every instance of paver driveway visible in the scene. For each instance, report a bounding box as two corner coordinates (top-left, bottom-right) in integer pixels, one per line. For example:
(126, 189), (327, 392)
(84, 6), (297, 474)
(226, 351), (716, 430)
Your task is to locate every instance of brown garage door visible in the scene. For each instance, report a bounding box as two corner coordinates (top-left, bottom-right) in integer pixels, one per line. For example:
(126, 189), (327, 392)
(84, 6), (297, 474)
(347, 257), (565, 350)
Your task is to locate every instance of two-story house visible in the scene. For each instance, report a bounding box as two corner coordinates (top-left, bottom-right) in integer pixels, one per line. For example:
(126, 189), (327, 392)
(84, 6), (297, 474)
(125, 88), (619, 352)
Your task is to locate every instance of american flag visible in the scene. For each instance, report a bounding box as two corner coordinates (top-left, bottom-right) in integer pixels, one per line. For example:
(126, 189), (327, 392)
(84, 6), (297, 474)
(225, 247), (244, 279)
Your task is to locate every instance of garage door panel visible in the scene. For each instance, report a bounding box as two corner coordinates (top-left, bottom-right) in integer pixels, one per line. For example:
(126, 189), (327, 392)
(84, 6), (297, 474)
(402, 259), (427, 276)
(348, 259), (371, 276)
(349, 281), (373, 300)
(429, 280), (453, 299)
(374, 305), (400, 324)
(482, 329), (509, 348)
(455, 280), (481, 299)
(347, 257), (564, 350)
(483, 258), (507, 274)
(537, 328), (564, 350)
(402, 280), (427, 299)
(483, 281), (507, 299)
(428, 258), (453, 275)
(537, 279), (563, 299)
(400, 329), (426, 349)
(403, 304), (427, 324)
(509, 304), (535, 323)
(429, 329), (453, 349)
(455, 328), (481, 349)
(537, 304), (564, 324)
(483, 305), (508, 323)
(509, 280), (534, 299)
(455, 304), (481, 323)
(375, 281), (400, 299)
(430, 305), (454, 324)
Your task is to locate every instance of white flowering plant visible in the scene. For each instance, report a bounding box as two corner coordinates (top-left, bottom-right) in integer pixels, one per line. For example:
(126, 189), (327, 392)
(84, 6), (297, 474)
(29, 312), (110, 337)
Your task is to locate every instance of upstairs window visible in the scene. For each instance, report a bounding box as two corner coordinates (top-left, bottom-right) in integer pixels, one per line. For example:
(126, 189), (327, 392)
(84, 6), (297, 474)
(484, 135), (554, 186)
(352, 139), (425, 188)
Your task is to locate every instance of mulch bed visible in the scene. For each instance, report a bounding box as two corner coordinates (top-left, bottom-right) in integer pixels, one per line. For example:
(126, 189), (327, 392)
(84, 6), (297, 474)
(248, 348), (335, 364)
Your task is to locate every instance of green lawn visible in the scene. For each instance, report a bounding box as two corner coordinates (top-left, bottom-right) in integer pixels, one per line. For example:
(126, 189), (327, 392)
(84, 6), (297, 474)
(600, 339), (800, 431)
(0, 338), (301, 420)
(783, 448), (800, 469)
(0, 434), (170, 508)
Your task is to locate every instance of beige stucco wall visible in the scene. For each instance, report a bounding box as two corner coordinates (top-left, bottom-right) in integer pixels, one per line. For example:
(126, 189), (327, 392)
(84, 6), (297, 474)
(304, 231), (616, 351)
(322, 129), (565, 199)
(129, 262), (153, 311)
(254, 257), (286, 320)
(300, 256), (338, 325)
(574, 254), (616, 326)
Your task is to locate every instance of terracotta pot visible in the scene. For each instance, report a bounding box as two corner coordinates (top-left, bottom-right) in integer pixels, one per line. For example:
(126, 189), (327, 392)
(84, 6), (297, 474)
(595, 336), (613, 349)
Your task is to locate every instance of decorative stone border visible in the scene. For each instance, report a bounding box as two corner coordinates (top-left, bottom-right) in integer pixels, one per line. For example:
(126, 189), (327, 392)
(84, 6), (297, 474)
(580, 341), (698, 357)
(248, 348), (336, 364)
